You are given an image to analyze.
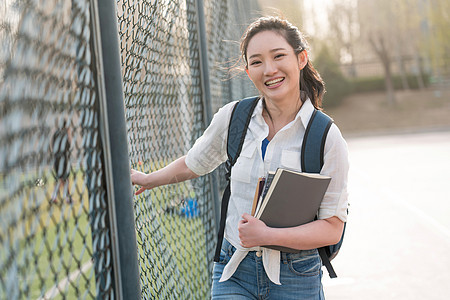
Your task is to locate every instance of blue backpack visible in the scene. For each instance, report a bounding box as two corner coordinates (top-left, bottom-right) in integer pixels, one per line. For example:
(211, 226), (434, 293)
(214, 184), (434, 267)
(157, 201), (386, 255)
(213, 96), (346, 278)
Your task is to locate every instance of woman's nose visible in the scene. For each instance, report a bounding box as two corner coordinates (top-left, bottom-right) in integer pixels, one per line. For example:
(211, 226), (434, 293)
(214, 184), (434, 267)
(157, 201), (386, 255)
(263, 61), (277, 75)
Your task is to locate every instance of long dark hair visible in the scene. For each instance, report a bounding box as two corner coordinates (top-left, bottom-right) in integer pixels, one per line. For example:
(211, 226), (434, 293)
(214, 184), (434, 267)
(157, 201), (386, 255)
(240, 16), (325, 109)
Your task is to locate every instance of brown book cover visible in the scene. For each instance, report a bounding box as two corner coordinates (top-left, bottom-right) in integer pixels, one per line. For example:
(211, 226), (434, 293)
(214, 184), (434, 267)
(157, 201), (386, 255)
(255, 168), (331, 253)
(251, 177), (265, 216)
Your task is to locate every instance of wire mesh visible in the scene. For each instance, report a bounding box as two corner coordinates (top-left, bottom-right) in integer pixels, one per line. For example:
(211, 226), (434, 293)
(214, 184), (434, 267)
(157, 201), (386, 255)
(203, 0), (260, 191)
(120, 0), (259, 298)
(1, 0), (260, 298)
(204, 0), (260, 113)
(0, 0), (114, 299)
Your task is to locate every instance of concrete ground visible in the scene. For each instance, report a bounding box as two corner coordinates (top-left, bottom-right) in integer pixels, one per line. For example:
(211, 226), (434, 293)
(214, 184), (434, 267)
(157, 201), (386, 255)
(322, 130), (450, 300)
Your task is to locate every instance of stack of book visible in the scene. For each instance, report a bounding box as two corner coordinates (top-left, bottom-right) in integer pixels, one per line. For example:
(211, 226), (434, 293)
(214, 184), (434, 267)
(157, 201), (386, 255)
(251, 168), (331, 252)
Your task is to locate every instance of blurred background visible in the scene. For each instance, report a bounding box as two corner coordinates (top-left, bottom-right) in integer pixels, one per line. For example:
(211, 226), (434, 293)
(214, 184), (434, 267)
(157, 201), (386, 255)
(1, 0), (449, 299)
(258, 1), (450, 299)
(259, 0), (450, 133)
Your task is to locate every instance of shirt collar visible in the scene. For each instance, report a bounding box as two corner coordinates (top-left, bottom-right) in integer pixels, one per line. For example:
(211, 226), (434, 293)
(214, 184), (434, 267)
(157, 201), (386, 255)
(297, 98), (315, 129)
(252, 97), (264, 118)
(252, 97), (315, 129)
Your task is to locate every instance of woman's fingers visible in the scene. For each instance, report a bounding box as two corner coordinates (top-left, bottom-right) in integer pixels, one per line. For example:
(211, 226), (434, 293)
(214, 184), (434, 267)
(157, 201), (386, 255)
(135, 186), (147, 195)
(241, 213), (252, 222)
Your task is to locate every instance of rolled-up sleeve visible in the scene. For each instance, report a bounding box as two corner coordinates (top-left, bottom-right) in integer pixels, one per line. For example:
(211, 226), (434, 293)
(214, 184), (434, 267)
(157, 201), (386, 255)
(318, 124), (349, 222)
(185, 101), (237, 176)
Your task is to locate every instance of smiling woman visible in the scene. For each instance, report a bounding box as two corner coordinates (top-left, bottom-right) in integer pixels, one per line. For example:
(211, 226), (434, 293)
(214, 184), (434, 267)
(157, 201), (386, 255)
(131, 16), (349, 300)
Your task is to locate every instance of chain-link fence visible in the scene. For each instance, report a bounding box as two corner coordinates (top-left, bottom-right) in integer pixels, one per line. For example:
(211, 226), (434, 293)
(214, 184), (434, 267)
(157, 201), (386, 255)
(1, 0), (260, 298)
(202, 0), (259, 191)
(121, 0), (259, 298)
(0, 0), (114, 298)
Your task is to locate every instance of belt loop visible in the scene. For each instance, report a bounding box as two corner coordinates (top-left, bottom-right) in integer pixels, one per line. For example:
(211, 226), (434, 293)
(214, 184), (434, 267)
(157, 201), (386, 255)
(281, 252), (289, 264)
(228, 240), (234, 256)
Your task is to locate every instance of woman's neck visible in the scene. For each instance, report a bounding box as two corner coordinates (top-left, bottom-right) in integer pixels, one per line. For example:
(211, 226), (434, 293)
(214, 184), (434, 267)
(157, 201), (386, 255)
(262, 94), (303, 139)
(263, 94), (302, 121)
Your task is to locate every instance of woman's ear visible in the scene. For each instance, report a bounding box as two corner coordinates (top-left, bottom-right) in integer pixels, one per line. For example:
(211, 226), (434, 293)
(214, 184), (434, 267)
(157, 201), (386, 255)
(298, 50), (308, 70)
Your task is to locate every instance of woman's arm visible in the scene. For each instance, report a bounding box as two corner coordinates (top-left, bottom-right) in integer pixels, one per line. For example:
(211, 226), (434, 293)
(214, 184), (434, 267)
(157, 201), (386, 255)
(238, 214), (344, 250)
(131, 155), (199, 195)
(131, 102), (236, 195)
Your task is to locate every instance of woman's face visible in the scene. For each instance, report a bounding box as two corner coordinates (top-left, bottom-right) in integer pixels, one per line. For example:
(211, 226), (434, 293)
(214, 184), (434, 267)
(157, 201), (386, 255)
(245, 30), (306, 103)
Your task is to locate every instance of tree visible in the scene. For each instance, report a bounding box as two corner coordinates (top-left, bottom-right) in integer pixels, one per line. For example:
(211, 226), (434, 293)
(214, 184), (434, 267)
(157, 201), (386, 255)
(327, 0), (359, 78)
(257, 0), (304, 30)
(314, 45), (350, 108)
(422, 0), (450, 80)
(368, 33), (396, 105)
(357, 0), (397, 105)
(393, 0), (431, 91)
(392, 0), (411, 91)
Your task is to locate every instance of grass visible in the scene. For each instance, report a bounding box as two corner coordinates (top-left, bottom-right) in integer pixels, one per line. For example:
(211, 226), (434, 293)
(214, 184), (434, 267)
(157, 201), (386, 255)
(2, 163), (212, 299)
(1, 169), (96, 299)
(134, 181), (211, 300)
(28, 210), (95, 299)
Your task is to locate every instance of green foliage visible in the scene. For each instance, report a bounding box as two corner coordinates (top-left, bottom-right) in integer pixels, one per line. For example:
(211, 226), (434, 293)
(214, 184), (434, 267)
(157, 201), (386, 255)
(312, 46), (351, 108)
(349, 73), (430, 94)
(313, 44), (430, 108)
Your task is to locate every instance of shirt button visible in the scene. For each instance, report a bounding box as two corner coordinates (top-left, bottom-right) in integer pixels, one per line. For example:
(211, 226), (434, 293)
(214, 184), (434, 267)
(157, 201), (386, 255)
(256, 250), (262, 257)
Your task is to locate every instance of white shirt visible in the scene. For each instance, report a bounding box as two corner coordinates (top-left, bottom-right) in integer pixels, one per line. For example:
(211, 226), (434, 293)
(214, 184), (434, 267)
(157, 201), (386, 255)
(186, 98), (349, 284)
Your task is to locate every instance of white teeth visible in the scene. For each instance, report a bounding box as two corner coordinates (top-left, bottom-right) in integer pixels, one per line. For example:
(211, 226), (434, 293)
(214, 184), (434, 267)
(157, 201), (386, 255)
(266, 78), (284, 86)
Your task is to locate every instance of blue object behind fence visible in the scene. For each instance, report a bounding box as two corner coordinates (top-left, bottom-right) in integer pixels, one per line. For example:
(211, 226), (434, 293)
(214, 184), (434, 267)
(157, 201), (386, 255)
(181, 197), (199, 218)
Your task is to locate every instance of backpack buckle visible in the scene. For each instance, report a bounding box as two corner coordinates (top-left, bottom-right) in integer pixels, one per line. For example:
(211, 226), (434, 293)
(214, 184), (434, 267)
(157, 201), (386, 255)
(225, 160), (232, 181)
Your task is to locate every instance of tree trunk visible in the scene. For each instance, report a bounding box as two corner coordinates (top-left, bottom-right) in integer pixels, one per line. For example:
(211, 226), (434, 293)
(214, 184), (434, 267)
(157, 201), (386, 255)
(369, 34), (396, 105)
(397, 54), (410, 91)
(383, 60), (396, 105)
(415, 54), (425, 90)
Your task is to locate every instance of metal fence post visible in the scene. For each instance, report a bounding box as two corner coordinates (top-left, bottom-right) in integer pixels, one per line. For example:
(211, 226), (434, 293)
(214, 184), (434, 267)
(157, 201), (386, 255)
(91, 1), (141, 299)
(194, 0), (222, 233)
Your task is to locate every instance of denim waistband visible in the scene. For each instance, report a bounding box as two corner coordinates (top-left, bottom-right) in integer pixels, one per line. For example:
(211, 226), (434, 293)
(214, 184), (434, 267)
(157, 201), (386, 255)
(222, 239), (319, 264)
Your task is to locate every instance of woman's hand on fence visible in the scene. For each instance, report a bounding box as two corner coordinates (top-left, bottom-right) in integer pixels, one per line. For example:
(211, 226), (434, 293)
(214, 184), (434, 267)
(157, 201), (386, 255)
(130, 156), (199, 196)
(130, 169), (153, 195)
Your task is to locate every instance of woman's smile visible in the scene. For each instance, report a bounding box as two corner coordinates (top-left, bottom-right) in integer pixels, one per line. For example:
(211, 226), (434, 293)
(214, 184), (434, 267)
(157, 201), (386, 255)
(265, 77), (285, 88)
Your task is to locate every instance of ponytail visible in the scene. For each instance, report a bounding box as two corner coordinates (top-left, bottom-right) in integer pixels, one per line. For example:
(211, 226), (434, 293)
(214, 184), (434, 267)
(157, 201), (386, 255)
(301, 61), (325, 110)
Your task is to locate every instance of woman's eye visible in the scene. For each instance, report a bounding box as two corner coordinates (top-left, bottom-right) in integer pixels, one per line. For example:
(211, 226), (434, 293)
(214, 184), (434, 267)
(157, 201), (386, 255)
(275, 54), (285, 59)
(250, 60), (261, 66)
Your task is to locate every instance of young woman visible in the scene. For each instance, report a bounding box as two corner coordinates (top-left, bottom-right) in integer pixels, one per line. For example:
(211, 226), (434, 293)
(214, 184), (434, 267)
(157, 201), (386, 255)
(131, 16), (349, 299)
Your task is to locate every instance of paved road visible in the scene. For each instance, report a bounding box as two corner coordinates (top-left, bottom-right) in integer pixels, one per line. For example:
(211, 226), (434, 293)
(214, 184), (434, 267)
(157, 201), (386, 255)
(322, 130), (450, 300)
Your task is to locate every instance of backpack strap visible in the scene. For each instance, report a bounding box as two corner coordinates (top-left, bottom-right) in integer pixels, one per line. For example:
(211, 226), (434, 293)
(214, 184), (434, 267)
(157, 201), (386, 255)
(318, 247), (337, 278)
(214, 96), (259, 262)
(301, 109), (339, 278)
(301, 109), (333, 173)
(226, 97), (260, 167)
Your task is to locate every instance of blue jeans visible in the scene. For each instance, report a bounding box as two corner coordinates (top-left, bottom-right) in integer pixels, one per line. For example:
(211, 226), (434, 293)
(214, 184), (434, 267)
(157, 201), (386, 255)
(211, 239), (324, 299)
